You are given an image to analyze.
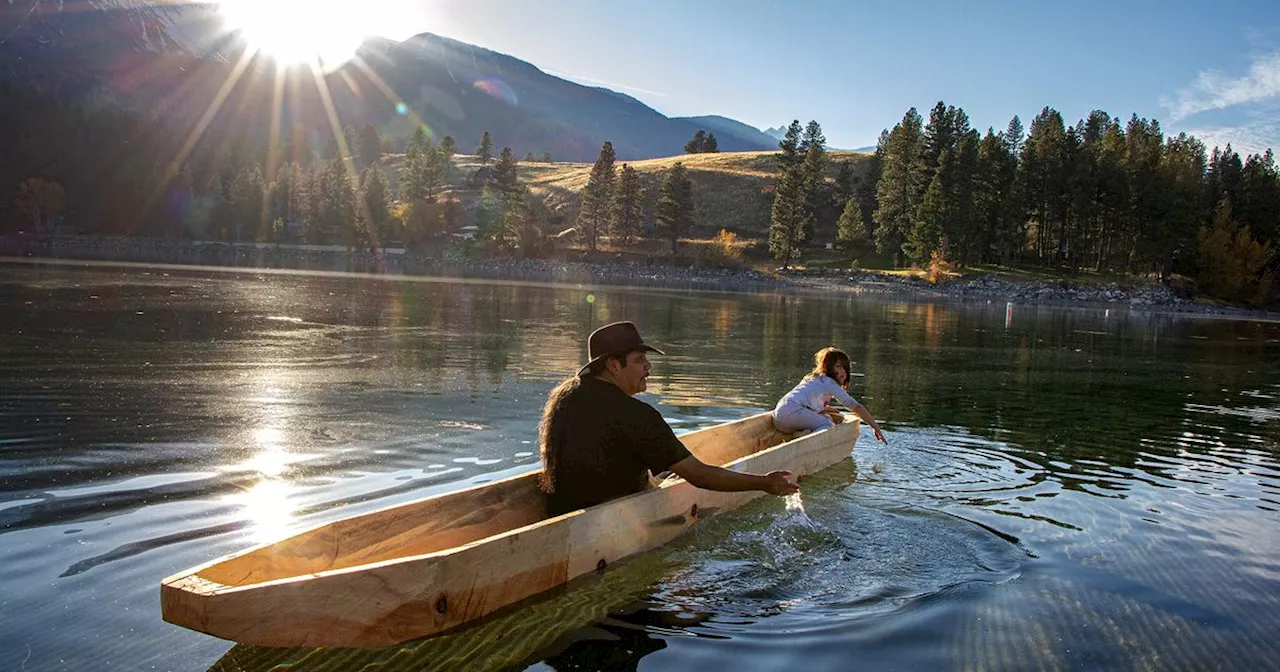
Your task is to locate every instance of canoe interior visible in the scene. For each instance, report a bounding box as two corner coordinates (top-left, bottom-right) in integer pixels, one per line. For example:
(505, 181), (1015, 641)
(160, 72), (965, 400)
(196, 412), (795, 588)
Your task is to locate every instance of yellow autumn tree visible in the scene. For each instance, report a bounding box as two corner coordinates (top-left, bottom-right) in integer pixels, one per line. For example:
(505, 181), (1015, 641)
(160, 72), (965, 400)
(1196, 200), (1273, 303)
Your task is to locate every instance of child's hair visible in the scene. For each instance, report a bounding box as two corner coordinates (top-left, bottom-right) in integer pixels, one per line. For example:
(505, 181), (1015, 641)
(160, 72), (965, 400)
(806, 346), (852, 389)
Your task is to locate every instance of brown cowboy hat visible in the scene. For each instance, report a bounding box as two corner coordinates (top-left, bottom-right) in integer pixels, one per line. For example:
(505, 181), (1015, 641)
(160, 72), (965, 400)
(578, 321), (665, 376)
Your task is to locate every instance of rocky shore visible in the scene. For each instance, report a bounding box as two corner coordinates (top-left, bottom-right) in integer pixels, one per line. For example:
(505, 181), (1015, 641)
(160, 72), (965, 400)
(3, 235), (1276, 320)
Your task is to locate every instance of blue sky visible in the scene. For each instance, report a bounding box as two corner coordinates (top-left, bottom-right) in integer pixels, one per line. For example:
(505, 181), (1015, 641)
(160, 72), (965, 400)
(371, 0), (1280, 153)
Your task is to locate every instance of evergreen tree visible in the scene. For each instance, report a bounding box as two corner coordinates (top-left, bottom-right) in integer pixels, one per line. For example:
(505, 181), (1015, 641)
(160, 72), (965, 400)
(611, 163), (644, 246)
(799, 120), (826, 153)
(540, 152), (554, 164)
(907, 172), (946, 264)
(266, 161), (295, 226)
(524, 152), (536, 162)
(357, 124), (382, 168)
(1004, 116), (1025, 155)
(974, 129), (1021, 263)
(685, 130), (707, 154)
(489, 146), (521, 195)
(400, 127), (431, 201)
(1123, 114), (1166, 272)
(856, 131), (888, 246)
(476, 131), (493, 165)
(1022, 107), (1072, 263)
(704, 133), (718, 153)
(655, 162), (694, 255)
(439, 136), (456, 157)
(769, 164), (807, 268)
(777, 120), (804, 170)
(423, 144), (447, 197)
(229, 165), (265, 242)
(1155, 133), (1208, 281)
(836, 195), (870, 247)
(360, 163), (393, 246)
(576, 141), (617, 251)
(321, 154), (357, 245)
(835, 160), (856, 204)
(873, 108), (926, 259)
(342, 126), (358, 159)
(800, 139), (827, 242)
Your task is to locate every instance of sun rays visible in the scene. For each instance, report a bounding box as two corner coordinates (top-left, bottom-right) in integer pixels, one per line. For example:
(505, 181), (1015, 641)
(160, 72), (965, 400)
(140, 3), (437, 241)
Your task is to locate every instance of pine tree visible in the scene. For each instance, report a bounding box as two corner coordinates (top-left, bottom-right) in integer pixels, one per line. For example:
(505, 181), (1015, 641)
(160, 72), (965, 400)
(907, 171), (946, 264)
(1004, 116), (1025, 156)
(777, 120), (804, 170)
(540, 152), (554, 163)
(322, 153), (357, 245)
(230, 165), (265, 242)
(836, 196), (870, 247)
(476, 131), (493, 165)
(873, 108), (926, 259)
(685, 130), (707, 154)
(524, 152), (536, 162)
(611, 163), (644, 246)
(400, 127), (431, 201)
(422, 144), (446, 197)
(655, 162), (694, 255)
(800, 140), (827, 242)
(439, 136), (456, 157)
(704, 133), (718, 153)
(799, 120), (826, 154)
(489, 147), (520, 195)
(576, 141), (617, 251)
(361, 163), (392, 245)
(835, 160), (855, 204)
(769, 165), (807, 268)
(357, 124), (382, 167)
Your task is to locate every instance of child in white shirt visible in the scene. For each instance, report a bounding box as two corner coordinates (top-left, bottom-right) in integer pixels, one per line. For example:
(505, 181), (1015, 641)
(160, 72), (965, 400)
(772, 346), (888, 443)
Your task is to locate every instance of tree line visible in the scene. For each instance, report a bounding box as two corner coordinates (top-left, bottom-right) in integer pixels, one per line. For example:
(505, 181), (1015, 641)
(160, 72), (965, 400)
(769, 103), (1279, 305)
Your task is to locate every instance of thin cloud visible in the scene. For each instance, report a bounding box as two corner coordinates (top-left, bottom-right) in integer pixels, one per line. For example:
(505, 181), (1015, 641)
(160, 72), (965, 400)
(1179, 118), (1278, 156)
(1162, 52), (1280, 122)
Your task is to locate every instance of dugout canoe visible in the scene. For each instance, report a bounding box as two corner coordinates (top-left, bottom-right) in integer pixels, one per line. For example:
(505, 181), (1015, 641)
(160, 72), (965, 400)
(161, 412), (860, 648)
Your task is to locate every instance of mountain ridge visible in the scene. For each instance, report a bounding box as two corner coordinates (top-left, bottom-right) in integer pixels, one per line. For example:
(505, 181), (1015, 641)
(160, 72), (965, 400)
(0, 3), (778, 161)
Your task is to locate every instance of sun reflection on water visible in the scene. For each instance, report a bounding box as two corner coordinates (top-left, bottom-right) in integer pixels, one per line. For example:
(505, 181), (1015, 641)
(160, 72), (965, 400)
(223, 423), (303, 542)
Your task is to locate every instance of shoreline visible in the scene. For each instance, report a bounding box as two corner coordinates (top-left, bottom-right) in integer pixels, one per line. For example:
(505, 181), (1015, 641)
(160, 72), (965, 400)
(4, 235), (1278, 321)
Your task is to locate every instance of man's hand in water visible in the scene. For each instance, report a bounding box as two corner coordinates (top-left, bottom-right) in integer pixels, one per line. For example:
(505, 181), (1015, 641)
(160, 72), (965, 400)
(762, 470), (799, 496)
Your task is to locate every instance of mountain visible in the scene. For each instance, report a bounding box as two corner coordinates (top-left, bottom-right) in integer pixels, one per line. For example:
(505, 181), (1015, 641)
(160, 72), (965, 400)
(763, 126), (787, 141)
(0, 2), (776, 161)
(675, 115), (780, 150)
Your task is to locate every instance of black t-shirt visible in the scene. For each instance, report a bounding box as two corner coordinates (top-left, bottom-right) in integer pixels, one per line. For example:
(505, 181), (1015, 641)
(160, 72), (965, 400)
(543, 377), (692, 516)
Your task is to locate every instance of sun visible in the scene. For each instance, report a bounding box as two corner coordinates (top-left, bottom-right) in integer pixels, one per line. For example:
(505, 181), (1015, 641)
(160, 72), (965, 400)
(217, 0), (371, 68)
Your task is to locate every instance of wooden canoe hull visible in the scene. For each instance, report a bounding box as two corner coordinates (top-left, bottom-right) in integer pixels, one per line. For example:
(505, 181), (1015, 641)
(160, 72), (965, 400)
(161, 412), (859, 648)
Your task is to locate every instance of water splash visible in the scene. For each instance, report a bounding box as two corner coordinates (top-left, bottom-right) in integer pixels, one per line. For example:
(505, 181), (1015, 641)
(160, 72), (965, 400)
(778, 492), (818, 530)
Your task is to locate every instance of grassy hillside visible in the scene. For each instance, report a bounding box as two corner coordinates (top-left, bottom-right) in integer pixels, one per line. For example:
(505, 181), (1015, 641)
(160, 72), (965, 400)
(523, 150), (875, 239)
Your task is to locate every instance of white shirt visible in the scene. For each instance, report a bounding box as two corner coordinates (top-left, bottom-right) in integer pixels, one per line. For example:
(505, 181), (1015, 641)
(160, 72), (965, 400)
(774, 375), (862, 413)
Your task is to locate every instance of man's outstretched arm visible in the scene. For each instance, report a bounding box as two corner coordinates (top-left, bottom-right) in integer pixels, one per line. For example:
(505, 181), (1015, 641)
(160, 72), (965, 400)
(667, 455), (798, 496)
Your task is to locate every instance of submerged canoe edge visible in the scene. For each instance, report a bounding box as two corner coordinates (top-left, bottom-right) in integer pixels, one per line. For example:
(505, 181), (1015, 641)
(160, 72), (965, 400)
(160, 412), (860, 648)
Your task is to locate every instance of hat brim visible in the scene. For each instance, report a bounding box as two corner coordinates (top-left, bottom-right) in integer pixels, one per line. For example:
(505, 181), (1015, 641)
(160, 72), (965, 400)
(577, 344), (664, 377)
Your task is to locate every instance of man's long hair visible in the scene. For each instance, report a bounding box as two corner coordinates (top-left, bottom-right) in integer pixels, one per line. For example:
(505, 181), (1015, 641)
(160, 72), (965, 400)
(538, 375), (582, 493)
(806, 346), (852, 390)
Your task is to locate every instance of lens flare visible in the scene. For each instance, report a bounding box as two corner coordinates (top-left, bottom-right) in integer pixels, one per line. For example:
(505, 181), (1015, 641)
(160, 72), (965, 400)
(473, 78), (518, 106)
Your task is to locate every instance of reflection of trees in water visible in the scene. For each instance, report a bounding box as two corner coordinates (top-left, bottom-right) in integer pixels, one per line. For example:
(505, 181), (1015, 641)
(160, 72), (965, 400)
(128, 271), (1272, 475)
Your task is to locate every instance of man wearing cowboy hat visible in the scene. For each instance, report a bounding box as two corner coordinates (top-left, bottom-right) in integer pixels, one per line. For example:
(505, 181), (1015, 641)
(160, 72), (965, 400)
(539, 320), (799, 516)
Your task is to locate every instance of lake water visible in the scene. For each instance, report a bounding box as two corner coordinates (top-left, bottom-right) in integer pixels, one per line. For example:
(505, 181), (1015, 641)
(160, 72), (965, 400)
(1, 260), (1277, 671)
